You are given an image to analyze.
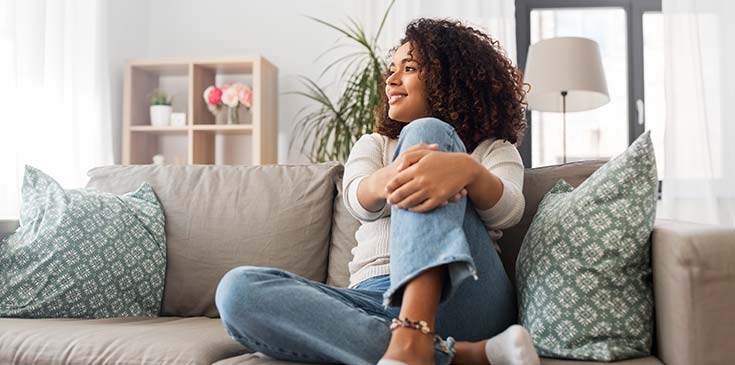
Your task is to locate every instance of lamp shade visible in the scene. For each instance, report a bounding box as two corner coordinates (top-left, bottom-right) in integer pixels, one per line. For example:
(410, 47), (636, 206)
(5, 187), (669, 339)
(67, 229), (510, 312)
(523, 37), (609, 112)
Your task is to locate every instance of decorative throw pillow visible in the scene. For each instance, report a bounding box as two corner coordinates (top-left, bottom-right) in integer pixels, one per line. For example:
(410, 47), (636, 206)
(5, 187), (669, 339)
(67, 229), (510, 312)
(0, 166), (166, 318)
(516, 131), (658, 361)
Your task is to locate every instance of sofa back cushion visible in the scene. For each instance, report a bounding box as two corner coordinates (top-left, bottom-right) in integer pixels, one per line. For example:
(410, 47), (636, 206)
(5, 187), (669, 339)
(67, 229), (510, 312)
(327, 173), (360, 288)
(498, 160), (606, 286)
(86, 162), (342, 317)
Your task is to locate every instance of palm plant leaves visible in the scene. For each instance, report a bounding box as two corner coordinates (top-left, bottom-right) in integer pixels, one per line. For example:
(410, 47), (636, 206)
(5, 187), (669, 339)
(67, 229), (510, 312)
(288, 0), (395, 163)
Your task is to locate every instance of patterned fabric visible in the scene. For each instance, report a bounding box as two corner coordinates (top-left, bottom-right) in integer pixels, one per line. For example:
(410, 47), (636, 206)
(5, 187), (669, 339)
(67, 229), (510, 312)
(516, 131), (658, 361)
(0, 166), (166, 318)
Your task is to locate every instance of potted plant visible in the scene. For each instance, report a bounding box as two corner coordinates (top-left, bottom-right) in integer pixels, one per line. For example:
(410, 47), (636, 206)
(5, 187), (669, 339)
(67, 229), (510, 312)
(149, 90), (172, 127)
(289, 0), (395, 163)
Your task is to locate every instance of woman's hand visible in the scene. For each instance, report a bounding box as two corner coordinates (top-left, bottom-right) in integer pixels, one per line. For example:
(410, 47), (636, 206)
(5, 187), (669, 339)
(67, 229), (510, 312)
(370, 143), (441, 200)
(385, 151), (475, 213)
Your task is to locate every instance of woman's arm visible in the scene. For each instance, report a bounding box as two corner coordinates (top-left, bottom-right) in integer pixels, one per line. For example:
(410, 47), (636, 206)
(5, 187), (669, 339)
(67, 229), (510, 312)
(470, 142), (526, 230)
(357, 170), (390, 213)
(463, 155), (505, 210)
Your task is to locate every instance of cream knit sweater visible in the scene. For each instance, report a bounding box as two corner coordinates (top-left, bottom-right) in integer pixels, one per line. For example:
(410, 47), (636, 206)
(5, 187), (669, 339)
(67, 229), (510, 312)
(342, 132), (525, 289)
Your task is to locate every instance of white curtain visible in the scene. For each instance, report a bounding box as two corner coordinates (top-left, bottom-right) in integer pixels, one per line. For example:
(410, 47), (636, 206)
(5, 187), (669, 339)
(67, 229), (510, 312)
(355, 0), (517, 64)
(0, 0), (113, 218)
(659, 0), (735, 227)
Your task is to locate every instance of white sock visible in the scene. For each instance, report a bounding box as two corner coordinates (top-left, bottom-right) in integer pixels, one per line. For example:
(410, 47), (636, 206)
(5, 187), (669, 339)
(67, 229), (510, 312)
(484, 325), (540, 365)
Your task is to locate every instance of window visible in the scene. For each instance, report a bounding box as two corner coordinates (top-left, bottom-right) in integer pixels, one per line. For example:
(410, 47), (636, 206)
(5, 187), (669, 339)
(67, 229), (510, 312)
(516, 0), (663, 173)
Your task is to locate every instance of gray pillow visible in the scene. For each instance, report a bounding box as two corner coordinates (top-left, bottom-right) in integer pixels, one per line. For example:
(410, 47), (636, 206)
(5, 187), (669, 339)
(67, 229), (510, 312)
(86, 162), (342, 317)
(0, 166), (166, 318)
(516, 131), (658, 361)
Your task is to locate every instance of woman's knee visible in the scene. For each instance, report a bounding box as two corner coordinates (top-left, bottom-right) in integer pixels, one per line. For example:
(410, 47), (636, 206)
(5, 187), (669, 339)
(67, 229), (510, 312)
(399, 117), (465, 152)
(401, 117), (454, 138)
(215, 266), (272, 321)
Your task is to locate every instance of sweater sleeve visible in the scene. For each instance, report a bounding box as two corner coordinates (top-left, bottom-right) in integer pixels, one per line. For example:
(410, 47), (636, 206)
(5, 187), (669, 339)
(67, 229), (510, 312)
(472, 141), (525, 231)
(342, 134), (391, 222)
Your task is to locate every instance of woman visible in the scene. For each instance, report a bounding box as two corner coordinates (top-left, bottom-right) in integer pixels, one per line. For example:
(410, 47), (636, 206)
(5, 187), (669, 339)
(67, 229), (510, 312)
(215, 18), (540, 365)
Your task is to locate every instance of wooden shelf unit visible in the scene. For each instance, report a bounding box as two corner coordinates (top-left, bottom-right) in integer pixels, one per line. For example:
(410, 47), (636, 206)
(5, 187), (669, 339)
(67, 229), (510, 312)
(122, 56), (278, 165)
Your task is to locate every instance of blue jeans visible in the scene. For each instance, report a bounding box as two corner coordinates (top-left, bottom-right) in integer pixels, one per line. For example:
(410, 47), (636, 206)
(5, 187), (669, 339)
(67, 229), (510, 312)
(215, 117), (517, 365)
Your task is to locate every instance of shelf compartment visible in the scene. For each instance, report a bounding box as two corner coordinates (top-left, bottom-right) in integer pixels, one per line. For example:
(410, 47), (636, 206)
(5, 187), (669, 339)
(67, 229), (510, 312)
(191, 131), (252, 165)
(129, 133), (188, 165)
(127, 63), (190, 127)
(191, 61), (254, 126)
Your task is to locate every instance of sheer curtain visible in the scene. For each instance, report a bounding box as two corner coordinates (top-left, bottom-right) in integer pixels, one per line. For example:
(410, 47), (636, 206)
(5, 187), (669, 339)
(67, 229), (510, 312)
(356, 0), (517, 64)
(0, 0), (113, 218)
(659, 0), (735, 227)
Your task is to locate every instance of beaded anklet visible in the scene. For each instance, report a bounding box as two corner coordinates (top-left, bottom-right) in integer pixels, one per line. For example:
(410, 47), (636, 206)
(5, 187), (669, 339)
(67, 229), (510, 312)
(390, 317), (450, 354)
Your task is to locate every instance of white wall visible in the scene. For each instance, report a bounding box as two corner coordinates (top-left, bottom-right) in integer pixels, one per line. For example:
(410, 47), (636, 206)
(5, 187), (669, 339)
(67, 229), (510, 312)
(107, 0), (363, 164)
(107, 0), (152, 164)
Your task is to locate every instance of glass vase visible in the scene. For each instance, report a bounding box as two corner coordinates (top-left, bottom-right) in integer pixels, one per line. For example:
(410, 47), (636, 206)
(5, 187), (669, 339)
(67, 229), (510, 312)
(228, 106), (239, 125)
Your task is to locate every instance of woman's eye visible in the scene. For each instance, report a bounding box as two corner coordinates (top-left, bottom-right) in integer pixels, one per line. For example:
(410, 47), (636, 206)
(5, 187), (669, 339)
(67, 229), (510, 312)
(405, 66), (415, 72)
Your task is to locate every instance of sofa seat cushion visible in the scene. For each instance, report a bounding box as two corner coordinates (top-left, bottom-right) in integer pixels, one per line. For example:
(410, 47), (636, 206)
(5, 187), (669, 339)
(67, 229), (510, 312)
(0, 317), (249, 364)
(213, 352), (663, 365)
(540, 357), (662, 365)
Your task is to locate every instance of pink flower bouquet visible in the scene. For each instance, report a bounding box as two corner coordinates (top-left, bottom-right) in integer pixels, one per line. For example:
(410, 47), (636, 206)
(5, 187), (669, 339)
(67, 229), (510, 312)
(203, 82), (253, 124)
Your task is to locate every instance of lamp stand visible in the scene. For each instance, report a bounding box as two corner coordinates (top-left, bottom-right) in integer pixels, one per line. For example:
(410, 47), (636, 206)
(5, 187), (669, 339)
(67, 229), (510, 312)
(561, 90), (568, 164)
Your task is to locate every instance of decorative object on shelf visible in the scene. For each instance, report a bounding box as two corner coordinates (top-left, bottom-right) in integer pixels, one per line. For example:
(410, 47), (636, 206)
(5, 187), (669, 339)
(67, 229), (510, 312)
(203, 83), (253, 125)
(288, 0), (395, 163)
(170, 113), (187, 127)
(149, 90), (173, 127)
(152, 154), (165, 165)
(523, 36), (609, 164)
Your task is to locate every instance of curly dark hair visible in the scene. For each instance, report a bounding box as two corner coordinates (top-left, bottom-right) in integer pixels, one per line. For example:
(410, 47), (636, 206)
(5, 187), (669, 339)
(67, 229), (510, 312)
(375, 18), (528, 152)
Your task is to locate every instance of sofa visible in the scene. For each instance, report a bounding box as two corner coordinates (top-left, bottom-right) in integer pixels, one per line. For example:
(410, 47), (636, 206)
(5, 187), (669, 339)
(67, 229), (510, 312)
(1, 160), (733, 365)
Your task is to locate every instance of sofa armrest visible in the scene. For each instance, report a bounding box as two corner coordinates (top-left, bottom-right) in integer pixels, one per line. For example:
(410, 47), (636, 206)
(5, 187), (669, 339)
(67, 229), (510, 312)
(652, 219), (735, 365)
(0, 219), (19, 240)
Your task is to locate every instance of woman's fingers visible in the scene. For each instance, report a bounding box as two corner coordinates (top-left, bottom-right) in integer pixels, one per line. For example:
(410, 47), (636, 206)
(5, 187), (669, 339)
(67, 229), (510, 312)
(387, 180), (420, 205)
(448, 188), (468, 202)
(395, 190), (427, 210)
(410, 198), (443, 213)
(396, 144), (439, 172)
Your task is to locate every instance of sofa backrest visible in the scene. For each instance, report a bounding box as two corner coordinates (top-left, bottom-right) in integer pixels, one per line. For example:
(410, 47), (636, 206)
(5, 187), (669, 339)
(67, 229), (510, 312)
(327, 160), (606, 288)
(86, 162), (343, 318)
(327, 173), (360, 288)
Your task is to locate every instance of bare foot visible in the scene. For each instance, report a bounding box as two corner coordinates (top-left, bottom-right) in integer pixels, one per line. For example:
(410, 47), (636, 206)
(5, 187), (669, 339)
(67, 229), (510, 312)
(380, 327), (435, 365)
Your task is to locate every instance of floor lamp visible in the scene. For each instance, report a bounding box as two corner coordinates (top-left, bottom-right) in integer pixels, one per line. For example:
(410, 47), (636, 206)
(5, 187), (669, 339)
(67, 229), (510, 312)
(523, 37), (610, 164)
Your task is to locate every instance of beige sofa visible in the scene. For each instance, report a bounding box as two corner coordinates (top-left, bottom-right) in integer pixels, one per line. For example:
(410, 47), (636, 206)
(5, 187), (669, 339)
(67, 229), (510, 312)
(1, 161), (733, 365)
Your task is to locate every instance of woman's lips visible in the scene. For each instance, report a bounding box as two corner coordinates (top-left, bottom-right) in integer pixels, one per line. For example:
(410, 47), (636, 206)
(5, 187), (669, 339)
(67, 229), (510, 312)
(389, 94), (407, 104)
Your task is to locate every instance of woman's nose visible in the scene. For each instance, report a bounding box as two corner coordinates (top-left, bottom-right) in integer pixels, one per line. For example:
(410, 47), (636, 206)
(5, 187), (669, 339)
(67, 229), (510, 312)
(386, 72), (400, 86)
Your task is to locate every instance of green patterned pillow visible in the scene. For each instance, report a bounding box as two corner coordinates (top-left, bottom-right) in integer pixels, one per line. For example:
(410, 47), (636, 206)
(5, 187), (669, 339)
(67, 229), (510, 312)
(0, 166), (166, 318)
(516, 131), (657, 361)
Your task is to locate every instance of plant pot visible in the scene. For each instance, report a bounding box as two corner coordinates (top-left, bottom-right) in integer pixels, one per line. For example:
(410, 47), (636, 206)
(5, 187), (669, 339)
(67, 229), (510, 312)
(150, 105), (172, 127)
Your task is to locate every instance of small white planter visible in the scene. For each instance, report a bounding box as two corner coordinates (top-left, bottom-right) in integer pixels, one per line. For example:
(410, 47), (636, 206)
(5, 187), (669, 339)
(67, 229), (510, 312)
(150, 105), (172, 127)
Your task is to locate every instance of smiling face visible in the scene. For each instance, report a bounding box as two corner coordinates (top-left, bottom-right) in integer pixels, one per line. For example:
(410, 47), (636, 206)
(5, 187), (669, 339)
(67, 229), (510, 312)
(385, 42), (431, 123)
